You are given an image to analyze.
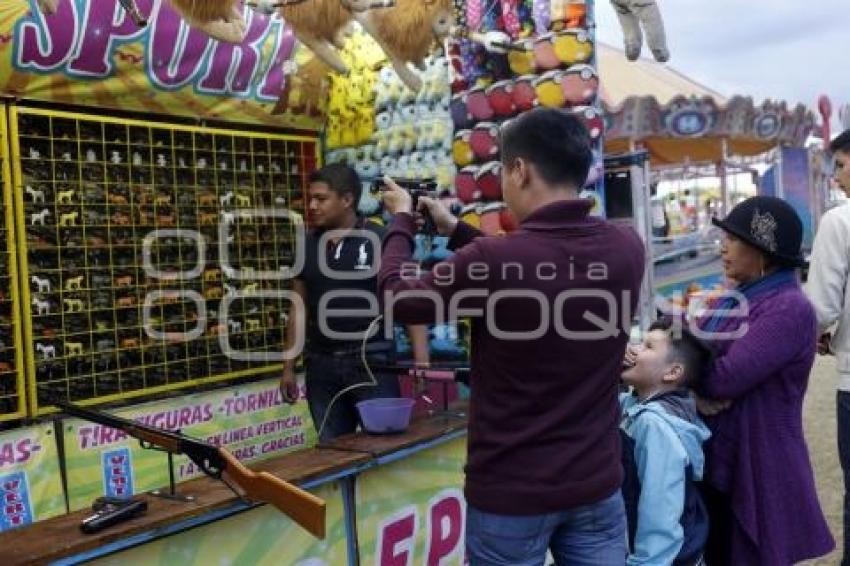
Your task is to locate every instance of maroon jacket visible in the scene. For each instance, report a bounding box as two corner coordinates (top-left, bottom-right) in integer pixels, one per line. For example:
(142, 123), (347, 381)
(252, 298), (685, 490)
(379, 200), (645, 515)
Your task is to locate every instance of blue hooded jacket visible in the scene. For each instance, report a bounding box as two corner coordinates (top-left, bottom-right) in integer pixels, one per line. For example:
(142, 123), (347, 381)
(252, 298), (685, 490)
(620, 389), (711, 565)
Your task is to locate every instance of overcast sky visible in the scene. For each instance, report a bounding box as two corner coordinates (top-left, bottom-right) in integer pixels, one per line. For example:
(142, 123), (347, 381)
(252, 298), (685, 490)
(594, 0), (850, 131)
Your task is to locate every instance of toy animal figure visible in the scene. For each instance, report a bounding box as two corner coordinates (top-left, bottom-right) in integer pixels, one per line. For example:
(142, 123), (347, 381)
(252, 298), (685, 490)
(264, 1), (370, 77)
(25, 186), (45, 203)
(59, 211), (79, 226)
(31, 209), (50, 226)
(63, 298), (85, 313)
(36, 342), (56, 359)
(610, 0), (669, 62)
(353, 0), (454, 92)
(204, 287), (223, 299)
(115, 0), (246, 42)
(109, 193), (128, 205)
(64, 275), (84, 291)
(56, 189), (75, 204)
(32, 296), (51, 315)
(65, 342), (84, 356)
(29, 276), (51, 295)
(234, 192), (251, 207)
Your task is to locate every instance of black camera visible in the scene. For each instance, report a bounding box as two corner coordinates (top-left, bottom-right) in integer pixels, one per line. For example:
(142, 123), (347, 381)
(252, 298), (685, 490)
(373, 178), (438, 208)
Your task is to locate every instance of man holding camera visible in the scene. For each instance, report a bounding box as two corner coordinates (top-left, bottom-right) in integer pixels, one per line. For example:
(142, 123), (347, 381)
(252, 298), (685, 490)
(379, 108), (646, 564)
(280, 163), (428, 441)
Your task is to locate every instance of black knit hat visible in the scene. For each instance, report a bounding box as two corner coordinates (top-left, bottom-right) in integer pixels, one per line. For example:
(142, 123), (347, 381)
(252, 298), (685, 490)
(712, 196), (805, 267)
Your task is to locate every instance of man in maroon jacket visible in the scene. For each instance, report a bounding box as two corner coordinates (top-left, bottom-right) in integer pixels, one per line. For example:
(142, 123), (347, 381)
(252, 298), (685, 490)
(379, 108), (646, 564)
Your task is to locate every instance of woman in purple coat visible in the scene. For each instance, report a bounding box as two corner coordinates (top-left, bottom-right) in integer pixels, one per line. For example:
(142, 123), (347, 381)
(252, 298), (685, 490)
(696, 196), (833, 564)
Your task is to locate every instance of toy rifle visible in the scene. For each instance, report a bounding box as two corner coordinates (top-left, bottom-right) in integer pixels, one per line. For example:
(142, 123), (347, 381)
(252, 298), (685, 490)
(55, 400), (326, 539)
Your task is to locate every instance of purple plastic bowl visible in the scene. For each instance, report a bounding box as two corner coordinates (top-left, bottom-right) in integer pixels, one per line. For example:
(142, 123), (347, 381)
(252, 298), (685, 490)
(356, 398), (415, 434)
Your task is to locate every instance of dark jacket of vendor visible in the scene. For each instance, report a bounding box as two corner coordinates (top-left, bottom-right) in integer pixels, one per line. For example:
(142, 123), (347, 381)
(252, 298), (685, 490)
(378, 114), (645, 515)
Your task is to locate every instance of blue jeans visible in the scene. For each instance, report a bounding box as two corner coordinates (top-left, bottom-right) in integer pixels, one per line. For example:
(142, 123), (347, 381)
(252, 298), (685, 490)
(305, 351), (400, 442)
(838, 391), (850, 566)
(466, 490), (627, 566)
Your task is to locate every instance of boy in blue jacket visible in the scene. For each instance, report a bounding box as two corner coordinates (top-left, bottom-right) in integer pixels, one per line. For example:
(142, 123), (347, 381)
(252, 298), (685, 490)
(621, 319), (711, 565)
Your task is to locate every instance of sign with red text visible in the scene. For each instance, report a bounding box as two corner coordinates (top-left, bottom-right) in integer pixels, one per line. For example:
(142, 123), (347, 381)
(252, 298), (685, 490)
(356, 437), (467, 565)
(0, 1), (322, 128)
(62, 377), (316, 512)
(0, 423), (65, 532)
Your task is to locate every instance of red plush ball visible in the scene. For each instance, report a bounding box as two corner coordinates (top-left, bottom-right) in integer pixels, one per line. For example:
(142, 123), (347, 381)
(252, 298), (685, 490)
(470, 123), (500, 161)
(512, 77), (537, 112)
(486, 80), (516, 117)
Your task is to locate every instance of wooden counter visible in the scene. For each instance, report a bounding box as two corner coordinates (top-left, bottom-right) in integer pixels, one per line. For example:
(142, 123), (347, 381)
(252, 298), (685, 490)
(0, 409), (468, 565)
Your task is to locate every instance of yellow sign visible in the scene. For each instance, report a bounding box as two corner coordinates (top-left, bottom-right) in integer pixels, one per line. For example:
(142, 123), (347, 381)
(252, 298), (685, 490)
(0, 1), (322, 129)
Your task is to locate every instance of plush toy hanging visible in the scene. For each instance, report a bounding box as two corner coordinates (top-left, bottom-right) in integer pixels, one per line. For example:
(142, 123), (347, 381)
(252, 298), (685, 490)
(109, 0), (451, 93)
(108, 0), (248, 42)
(500, 0), (521, 39)
(610, 0), (670, 62)
(533, 0), (551, 36)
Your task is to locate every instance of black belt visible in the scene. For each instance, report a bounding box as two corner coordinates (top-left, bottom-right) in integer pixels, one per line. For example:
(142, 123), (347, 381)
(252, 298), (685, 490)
(310, 342), (394, 358)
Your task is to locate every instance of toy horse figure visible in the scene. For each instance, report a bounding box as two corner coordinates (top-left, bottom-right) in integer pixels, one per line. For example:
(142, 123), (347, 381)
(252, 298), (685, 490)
(610, 0), (669, 62)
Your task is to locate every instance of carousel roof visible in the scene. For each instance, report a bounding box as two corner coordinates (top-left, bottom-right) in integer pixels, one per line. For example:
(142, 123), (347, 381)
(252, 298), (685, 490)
(597, 44), (815, 165)
(597, 43), (725, 106)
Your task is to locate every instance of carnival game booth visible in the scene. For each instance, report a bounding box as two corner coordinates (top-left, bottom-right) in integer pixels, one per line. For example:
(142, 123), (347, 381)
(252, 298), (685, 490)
(0, 1), (616, 564)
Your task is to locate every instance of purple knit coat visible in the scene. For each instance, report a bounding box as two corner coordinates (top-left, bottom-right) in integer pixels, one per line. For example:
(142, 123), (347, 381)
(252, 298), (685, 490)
(699, 278), (834, 564)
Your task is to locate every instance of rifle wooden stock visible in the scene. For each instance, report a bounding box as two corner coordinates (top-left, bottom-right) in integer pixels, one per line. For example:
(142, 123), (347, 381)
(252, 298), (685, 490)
(218, 449), (326, 539)
(54, 400), (326, 539)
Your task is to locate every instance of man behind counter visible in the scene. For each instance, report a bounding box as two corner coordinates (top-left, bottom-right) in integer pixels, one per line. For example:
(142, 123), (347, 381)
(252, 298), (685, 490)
(279, 164), (428, 442)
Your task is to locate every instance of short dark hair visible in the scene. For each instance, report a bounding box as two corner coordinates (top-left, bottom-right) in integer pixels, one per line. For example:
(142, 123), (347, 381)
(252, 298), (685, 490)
(500, 108), (593, 188)
(648, 319), (712, 387)
(830, 129), (850, 155)
(309, 164), (362, 212)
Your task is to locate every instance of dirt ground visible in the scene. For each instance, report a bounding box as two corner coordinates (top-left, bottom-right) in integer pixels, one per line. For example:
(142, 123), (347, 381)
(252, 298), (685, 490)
(803, 355), (843, 565)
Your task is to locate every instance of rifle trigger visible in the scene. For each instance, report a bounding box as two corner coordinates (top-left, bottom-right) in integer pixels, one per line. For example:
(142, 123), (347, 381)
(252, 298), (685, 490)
(221, 475), (252, 506)
(139, 439), (168, 453)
